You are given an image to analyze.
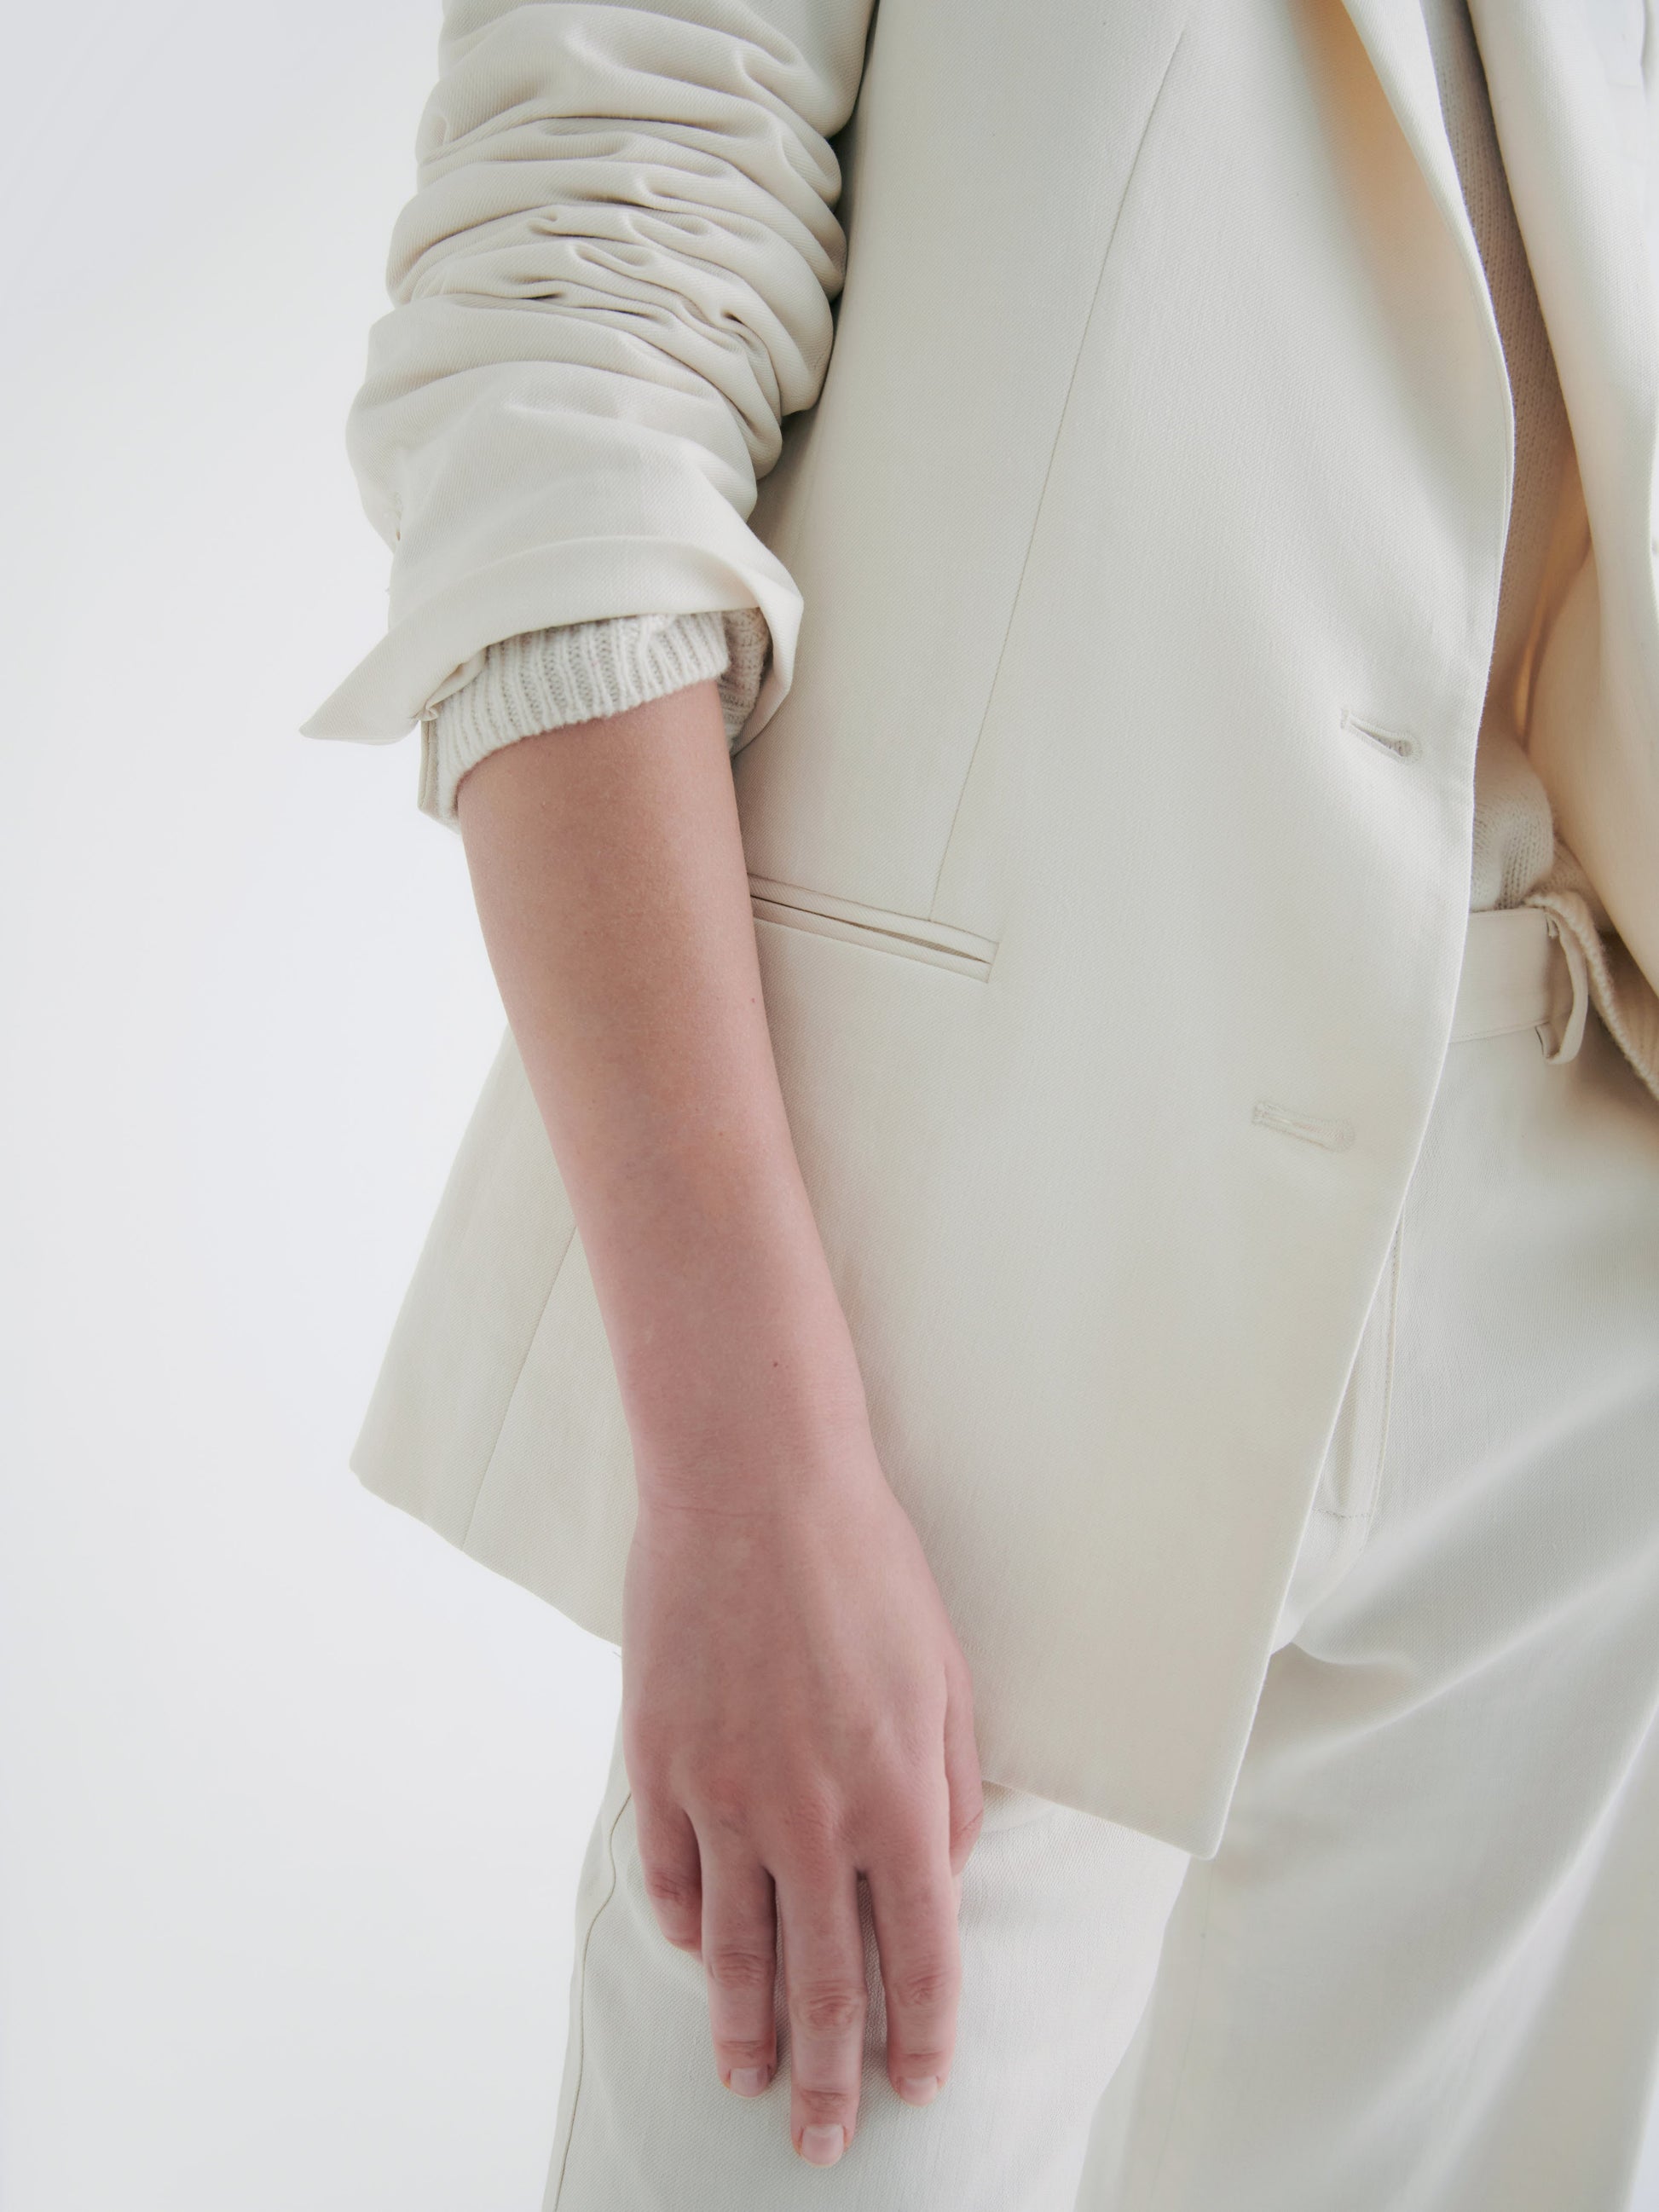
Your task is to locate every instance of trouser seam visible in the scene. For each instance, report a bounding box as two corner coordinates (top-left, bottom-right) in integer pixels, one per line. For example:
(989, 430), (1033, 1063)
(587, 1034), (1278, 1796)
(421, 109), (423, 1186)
(546, 1785), (635, 2211)
(1135, 1863), (1217, 2209)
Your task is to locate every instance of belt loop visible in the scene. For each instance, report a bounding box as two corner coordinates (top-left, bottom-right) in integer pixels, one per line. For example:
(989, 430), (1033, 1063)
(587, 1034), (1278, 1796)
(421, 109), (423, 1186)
(1538, 914), (1590, 1064)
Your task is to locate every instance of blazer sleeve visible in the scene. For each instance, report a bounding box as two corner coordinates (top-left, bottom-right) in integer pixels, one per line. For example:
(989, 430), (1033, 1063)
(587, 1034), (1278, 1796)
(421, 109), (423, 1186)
(298, 0), (877, 751)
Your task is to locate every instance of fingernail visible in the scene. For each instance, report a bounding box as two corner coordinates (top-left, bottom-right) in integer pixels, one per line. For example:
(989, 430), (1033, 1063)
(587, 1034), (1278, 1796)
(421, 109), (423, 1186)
(799, 2123), (846, 2166)
(898, 2076), (939, 2105)
(728, 2066), (769, 2097)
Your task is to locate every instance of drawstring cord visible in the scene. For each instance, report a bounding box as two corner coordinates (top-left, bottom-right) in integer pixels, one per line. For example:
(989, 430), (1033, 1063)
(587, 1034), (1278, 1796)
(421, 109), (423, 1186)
(1537, 911), (1590, 1065)
(1517, 844), (1659, 1106)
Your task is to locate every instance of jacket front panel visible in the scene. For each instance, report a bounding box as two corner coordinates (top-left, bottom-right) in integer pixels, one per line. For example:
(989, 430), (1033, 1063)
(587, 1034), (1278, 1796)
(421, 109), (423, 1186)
(331, 0), (1659, 1853)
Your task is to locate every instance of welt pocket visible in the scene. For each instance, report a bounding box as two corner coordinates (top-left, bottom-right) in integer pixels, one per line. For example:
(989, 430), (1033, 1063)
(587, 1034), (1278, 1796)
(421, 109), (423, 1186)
(747, 875), (997, 981)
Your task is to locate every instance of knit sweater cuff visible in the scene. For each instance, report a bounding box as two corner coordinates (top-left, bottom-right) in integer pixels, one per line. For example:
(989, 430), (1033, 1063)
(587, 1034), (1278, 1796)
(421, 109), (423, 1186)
(418, 607), (772, 831)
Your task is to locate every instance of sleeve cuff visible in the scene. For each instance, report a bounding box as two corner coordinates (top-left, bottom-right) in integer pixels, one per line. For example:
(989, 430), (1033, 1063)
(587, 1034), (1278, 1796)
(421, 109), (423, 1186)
(418, 607), (772, 830)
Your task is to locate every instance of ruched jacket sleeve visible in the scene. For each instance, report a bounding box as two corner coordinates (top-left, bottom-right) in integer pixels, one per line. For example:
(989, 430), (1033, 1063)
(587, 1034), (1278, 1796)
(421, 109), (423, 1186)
(298, 0), (877, 754)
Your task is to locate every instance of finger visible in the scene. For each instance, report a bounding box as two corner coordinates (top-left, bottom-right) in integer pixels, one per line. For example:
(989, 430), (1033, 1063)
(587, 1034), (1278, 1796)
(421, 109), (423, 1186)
(634, 1794), (704, 1957)
(944, 1672), (986, 1881)
(696, 1839), (779, 2099)
(776, 1863), (869, 2167)
(866, 1838), (962, 2106)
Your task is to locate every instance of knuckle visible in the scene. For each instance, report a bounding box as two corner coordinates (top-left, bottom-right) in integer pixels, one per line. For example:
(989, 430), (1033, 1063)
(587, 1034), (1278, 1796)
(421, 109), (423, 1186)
(888, 1960), (959, 2016)
(640, 1864), (700, 1920)
(777, 1779), (849, 1857)
(691, 1775), (753, 1839)
(704, 1943), (775, 1997)
(891, 2045), (952, 2080)
(716, 2032), (774, 2069)
(794, 2084), (856, 2124)
(793, 1980), (867, 2039)
(782, 1817), (863, 1899)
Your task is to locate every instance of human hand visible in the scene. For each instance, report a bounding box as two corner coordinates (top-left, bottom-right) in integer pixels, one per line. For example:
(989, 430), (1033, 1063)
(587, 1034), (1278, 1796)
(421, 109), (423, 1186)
(620, 1416), (984, 2168)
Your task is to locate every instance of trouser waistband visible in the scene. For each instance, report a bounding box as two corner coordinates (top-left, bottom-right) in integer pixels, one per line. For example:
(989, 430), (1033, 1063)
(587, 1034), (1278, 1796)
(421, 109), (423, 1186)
(1449, 902), (1589, 1059)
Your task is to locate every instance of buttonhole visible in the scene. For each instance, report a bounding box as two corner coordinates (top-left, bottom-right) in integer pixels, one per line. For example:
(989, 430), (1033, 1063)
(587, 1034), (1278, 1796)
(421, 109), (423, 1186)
(1340, 707), (1419, 761)
(1251, 1099), (1356, 1152)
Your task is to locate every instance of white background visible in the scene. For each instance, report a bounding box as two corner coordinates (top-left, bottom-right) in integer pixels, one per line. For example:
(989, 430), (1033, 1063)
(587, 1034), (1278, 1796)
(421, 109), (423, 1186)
(3, 5), (1658, 2209)
(2, 6), (620, 2206)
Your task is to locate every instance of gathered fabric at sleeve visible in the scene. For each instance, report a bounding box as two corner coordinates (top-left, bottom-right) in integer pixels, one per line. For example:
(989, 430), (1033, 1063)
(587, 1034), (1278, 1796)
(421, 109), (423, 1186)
(298, 0), (876, 762)
(420, 604), (772, 830)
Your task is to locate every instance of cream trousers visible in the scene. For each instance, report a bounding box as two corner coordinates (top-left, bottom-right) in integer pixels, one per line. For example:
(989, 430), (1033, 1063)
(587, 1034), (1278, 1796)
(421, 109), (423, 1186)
(540, 905), (1659, 2211)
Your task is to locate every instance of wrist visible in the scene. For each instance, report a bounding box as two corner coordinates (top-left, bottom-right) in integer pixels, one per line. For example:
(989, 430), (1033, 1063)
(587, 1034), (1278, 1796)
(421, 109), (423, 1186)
(620, 1269), (874, 1507)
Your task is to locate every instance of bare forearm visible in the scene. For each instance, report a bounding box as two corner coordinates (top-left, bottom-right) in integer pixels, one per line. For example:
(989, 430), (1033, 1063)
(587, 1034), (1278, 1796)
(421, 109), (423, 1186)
(458, 675), (980, 2159)
(454, 677), (865, 1480)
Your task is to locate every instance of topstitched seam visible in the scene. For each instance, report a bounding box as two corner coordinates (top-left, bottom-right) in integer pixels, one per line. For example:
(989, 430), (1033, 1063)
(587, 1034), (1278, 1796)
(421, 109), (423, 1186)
(460, 1208), (581, 1550)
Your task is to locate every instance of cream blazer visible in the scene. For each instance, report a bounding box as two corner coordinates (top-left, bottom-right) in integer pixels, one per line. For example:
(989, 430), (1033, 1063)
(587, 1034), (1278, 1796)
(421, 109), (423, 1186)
(302, 0), (1659, 1857)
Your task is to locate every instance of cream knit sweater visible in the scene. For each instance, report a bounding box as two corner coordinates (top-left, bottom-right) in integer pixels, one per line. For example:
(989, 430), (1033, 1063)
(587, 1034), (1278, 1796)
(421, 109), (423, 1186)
(423, 0), (1659, 1096)
(420, 602), (772, 829)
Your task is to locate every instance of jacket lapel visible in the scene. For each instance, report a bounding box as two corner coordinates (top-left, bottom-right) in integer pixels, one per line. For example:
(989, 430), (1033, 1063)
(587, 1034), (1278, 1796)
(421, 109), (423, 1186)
(1465, 0), (1659, 604)
(1339, 0), (1659, 988)
(1338, 0), (1659, 604)
(1467, 0), (1659, 998)
(1335, 0), (1495, 309)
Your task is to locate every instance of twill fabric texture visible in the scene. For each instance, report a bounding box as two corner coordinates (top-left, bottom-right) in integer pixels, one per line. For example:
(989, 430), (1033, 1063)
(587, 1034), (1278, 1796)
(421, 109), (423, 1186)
(303, 0), (1659, 1854)
(539, 914), (1659, 2212)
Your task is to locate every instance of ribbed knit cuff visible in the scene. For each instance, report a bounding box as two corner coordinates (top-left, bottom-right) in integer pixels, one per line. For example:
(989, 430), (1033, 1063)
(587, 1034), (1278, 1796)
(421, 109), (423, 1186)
(418, 606), (772, 831)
